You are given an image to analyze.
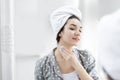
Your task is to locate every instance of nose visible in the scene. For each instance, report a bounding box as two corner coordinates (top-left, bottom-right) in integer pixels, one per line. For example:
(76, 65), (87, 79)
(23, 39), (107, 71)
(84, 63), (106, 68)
(75, 31), (80, 36)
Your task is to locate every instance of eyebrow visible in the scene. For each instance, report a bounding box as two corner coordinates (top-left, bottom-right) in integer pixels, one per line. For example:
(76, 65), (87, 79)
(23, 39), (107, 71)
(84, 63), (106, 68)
(71, 24), (82, 28)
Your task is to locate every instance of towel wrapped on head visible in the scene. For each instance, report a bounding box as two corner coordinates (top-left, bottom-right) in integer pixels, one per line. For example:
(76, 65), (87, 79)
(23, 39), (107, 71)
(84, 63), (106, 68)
(50, 6), (82, 36)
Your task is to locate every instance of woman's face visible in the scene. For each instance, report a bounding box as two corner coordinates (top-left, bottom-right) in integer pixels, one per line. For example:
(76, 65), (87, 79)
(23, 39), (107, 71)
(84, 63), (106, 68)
(59, 18), (82, 46)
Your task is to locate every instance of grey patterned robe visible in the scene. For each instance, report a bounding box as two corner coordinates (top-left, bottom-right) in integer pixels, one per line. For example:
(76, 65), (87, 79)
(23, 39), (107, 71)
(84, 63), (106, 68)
(34, 48), (99, 80)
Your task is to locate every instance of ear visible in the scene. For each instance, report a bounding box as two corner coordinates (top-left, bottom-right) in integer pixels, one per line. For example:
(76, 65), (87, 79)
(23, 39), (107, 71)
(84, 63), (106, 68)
(59, 31), (63, 37)
(59, 32), (62, 37)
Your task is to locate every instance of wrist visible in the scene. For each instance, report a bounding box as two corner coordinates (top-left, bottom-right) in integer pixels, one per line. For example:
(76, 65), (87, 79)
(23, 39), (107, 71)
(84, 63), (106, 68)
(74, 61), (83, 70)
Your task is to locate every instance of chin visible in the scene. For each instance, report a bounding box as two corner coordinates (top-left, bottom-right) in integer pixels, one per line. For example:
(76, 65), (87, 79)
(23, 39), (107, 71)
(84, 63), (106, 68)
(70, 42), (79, 46)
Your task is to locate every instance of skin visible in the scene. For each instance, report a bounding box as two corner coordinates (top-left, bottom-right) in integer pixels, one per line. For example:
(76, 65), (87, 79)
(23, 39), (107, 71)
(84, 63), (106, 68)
(54, 18), (93, 80)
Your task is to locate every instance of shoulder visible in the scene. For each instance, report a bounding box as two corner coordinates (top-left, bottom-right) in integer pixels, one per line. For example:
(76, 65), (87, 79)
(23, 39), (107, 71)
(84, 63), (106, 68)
(34, 52), (54, 79)
(35, 52), (53, 73)
(35, 53), (52, 68)
(76, 49), (95, 69)
(77, 49), (95, 61)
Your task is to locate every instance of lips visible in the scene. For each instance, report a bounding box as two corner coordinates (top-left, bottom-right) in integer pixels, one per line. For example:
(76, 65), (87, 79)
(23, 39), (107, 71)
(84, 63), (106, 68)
(72, 37), (80, 41)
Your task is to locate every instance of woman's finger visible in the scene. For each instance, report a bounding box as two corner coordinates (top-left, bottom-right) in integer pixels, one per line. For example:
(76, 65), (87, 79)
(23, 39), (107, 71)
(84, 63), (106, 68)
(61, 49), (70, 60)
(63, 47), (73, 55)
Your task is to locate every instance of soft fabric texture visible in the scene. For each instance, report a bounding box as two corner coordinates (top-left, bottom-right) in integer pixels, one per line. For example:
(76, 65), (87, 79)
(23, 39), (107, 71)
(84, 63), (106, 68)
(97, 9), (120, 80)
(62, 71), (79, 80)
(34, 48), (99, 80)
(50, 6), (82, 36)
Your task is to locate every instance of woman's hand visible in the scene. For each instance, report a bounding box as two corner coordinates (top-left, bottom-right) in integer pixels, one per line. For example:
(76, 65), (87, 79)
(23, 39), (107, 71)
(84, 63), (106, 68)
(59, 46), (94, 80)
(59, 46), (80, 68)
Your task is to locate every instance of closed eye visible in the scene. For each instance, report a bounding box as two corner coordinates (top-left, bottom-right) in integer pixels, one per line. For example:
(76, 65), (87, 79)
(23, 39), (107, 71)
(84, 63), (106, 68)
(70, 28), (75, 30)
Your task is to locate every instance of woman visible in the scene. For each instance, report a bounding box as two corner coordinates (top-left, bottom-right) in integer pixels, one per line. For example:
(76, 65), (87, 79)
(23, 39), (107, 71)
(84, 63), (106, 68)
(35, 6), (99, 80)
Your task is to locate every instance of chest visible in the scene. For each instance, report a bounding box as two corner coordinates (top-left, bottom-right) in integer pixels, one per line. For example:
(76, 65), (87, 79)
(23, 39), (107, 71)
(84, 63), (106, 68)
(57, 61), (75, 74)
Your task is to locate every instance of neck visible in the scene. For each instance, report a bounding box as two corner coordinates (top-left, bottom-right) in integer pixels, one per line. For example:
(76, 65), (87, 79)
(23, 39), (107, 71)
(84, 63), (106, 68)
(58, 40), (74, 52)
(58, 44), (73, 52)
(54, 44), (73, 62)
(54, 40), (74, 61)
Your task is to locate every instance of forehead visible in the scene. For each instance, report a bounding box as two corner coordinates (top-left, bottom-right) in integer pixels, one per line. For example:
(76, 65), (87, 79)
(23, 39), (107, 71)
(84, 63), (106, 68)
(66, 18), (82, 28)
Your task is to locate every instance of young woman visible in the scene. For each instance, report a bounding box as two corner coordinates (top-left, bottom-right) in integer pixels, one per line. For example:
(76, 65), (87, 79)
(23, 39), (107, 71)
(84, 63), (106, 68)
(35, 6), (99, 80)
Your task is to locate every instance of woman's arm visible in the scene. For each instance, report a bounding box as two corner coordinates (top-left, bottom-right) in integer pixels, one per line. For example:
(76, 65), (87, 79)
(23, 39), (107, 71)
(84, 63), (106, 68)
(73, 60), (94, 80)
(60, 47), (94, 80)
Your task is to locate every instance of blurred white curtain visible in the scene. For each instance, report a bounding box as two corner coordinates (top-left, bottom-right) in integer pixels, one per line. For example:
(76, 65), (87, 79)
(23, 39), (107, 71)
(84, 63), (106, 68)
(0, 0), (14, 80)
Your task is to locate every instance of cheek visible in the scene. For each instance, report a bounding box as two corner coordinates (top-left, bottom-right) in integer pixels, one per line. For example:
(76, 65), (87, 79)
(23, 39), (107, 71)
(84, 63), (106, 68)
(67, 30), (74, 36)
(64, 31), (74, 39)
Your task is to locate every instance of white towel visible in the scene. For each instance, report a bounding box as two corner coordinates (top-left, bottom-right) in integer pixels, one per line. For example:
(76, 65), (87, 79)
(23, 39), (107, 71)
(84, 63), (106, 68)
(98, 9), (120, 80)
(50, 6), (82, 36)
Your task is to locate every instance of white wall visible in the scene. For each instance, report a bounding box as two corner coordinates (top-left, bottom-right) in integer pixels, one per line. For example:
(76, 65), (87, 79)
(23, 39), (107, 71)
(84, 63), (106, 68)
(99, 0), (120, 19)
(14, 0), (80, 56)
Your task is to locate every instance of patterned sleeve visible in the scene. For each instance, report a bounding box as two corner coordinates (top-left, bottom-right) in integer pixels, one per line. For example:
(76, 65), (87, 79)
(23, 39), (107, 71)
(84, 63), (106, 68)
(84, 50), (99, 80)
(34, 58), (44, 80)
